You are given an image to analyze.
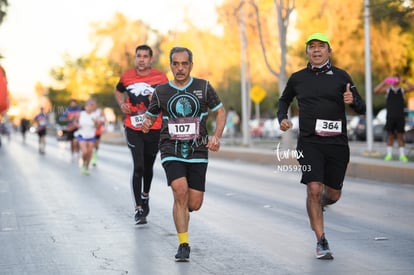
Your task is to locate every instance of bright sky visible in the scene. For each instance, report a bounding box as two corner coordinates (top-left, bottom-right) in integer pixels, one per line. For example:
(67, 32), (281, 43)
(0, 0), (223, 98)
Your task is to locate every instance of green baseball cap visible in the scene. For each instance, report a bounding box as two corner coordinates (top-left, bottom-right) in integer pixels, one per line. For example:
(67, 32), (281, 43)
(305, 33), (330, 47)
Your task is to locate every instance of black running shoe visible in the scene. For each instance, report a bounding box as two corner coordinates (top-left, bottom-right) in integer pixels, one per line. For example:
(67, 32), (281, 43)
(134, 208), (147, 225)
(142, 194), (150, 217)
(316, 234), (334, 260)
(175, 243), (190, 262)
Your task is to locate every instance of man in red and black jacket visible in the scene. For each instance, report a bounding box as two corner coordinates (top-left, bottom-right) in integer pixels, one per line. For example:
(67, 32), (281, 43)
(114, 44), (168, 225)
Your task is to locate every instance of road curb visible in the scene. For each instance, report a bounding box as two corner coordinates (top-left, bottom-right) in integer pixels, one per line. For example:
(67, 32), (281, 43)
(210, 147), (414, 185)
(346, 158), (414, 184)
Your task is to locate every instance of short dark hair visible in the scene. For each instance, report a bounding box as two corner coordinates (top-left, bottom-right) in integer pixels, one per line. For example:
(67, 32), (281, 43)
(169, 47), (193, 64)
(135, 45), (153, 57)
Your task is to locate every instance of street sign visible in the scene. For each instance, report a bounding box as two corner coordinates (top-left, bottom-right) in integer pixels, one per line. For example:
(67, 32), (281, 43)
(250, 85), (266, 104)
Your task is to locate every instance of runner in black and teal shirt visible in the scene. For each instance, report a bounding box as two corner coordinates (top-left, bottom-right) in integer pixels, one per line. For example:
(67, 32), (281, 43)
(142, 47), (226, 262)
(146, 77), (223, 163)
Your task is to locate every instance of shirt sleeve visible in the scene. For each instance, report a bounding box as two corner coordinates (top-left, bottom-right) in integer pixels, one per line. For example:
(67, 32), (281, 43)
(116, 81), (126, 93)
(277, 75), (296, 123)
(206, 81), (223, 111)
(146, 90), (161, 118)
(349, 85), (366, 114)
(344, 71), (366, 115)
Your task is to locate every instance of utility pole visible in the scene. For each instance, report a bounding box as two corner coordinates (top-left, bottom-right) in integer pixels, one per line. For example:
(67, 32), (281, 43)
(239, 0), (250, 146)
(364, 0), (375, 153)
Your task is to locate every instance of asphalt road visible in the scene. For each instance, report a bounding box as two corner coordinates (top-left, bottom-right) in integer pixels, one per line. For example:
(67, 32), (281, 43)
(0, 134), (413, 275)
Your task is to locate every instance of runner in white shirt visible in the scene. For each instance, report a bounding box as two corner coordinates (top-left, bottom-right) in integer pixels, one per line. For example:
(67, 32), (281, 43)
(74, 99), (99, 175)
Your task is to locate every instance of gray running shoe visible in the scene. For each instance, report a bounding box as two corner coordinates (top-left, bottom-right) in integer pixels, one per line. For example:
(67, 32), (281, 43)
(175, 243), (190, 262)
(134, 208), (147, 225)
(316, 234), (334, 260)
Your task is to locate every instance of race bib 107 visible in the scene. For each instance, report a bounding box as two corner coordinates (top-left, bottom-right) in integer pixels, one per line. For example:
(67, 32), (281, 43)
(168, 117), (200, 140)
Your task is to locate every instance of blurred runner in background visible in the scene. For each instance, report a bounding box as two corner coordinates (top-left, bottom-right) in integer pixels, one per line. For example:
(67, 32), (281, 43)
(34, 107), (49, 154)
(90, 100), (106, 167)
(60, 99), (82, 161)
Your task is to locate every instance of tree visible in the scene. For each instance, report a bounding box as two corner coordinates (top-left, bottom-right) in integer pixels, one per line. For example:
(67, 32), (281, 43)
(370, 0), (414, 79)
(90, 12), (166, 75)
(215, 0), (292, 119)
(292, 0), (365, 74)
(0, 0), (8, 26)
(49, 53), (120, 114)
(370, 21), (411, 78)
(45, 1), (414, 120)
(47, 87), (71, 116)
(219, 0), (295, 94)
(0, 0), (8, 58)
(292, 0), (414, 112)
(371, 0), (414, 29)
(369, 0), (414, 111)
(48, 13), (167, 119)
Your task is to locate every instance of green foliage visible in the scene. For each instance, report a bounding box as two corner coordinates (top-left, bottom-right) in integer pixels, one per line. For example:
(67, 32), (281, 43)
(371, 0), (414, 29)
(47, 87), (71, 120)
(47, 14), (167, 119)
(44, 0), (414, 120)
(0, 0), (8, 58)
(0, 0), (8, 26)
(216, 65), (242, 115)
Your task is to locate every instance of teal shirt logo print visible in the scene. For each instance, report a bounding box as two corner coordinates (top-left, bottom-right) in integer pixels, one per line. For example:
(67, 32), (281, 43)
(176, 97), (193, 117)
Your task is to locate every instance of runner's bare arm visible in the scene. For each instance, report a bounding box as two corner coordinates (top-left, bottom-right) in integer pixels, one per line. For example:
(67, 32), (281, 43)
(207, 106), (226, 152)
(114, 89), (131, 114)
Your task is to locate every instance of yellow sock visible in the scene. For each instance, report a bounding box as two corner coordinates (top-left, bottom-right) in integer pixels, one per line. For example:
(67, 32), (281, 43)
(178, 232), (188, 244)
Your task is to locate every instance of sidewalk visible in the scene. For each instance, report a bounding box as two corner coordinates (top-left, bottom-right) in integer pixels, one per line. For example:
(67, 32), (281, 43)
(101, 131), (414, 185)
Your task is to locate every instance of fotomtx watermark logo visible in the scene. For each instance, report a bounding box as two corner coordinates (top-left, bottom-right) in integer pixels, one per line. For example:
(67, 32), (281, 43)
(274, 142), (311, 173)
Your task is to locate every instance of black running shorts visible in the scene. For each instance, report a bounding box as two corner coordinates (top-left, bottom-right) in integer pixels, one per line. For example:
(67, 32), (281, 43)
(125, 127), (160, 156)
(162, 161), (208, 192)
(66, 129), (77, 141)
(385, 117), (405, 134)
(296, 142), (349, 190)
(37, 128), (47, 137)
